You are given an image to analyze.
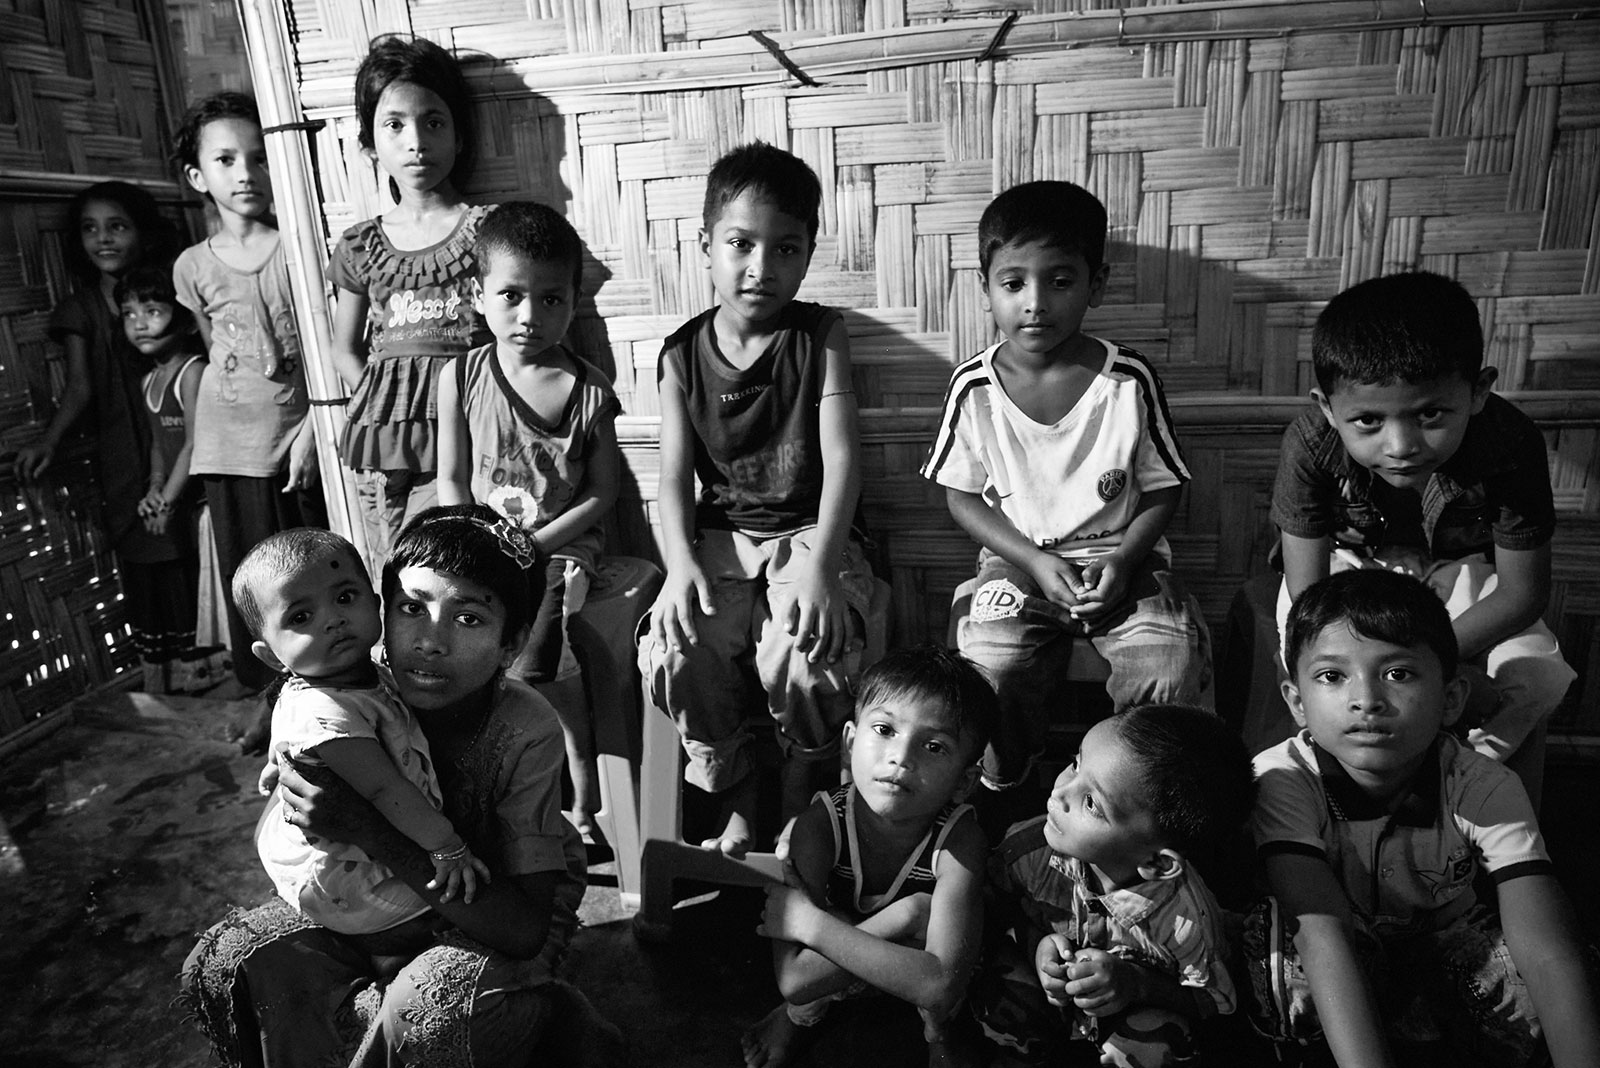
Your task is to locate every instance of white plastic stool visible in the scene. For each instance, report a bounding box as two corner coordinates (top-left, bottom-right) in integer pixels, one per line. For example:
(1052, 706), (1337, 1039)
(567, 555), (662, 906)
(633, 576), (893, 934)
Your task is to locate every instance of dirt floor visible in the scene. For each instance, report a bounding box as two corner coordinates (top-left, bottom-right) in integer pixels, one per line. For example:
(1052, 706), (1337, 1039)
(1, 686), (1595, 1067)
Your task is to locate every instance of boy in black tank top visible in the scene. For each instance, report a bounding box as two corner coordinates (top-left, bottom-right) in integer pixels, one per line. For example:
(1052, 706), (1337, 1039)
(639, 142), (877, 857)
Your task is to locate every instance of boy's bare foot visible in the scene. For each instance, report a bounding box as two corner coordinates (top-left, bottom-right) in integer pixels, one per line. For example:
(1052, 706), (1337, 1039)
(741, 1003), (815, 1067)
(701, 776), (757, 857)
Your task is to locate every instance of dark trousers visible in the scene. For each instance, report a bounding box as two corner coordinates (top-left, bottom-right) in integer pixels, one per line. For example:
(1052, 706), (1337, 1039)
(204, 473), (327, 691)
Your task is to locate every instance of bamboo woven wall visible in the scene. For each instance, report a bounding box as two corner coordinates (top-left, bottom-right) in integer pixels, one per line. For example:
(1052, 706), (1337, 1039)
(0, 1), (187, 739)
(281, 0), (1600, 730)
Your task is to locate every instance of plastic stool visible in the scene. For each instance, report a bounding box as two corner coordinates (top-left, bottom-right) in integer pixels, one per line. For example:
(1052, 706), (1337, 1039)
(568, 555), (662, 906)
(633, 576), (893, 935)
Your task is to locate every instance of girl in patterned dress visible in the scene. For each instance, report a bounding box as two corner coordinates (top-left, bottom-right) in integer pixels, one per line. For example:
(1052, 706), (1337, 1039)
(328, 34), (493, 565)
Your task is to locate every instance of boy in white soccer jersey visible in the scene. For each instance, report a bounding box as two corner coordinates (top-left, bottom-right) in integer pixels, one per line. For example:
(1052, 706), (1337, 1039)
(921, 180), (1212, 806)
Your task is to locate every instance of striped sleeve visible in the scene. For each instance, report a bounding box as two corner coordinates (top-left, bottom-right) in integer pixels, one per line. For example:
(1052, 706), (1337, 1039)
(920, 354), (990, 493)
(1111, 345), (1190, 487)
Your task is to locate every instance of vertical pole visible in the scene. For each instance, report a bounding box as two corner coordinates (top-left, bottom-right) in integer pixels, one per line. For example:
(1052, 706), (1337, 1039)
(233, 0), (368, 560)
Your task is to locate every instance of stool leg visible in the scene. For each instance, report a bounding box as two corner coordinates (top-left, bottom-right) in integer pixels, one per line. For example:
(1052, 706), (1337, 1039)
(599, 750), (643, 909)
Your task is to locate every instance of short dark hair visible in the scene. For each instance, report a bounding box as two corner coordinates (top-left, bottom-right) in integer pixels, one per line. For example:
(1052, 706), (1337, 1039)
(702, 141), (822, 244)
(63, 182), (179, 286)
(233, 529), (365, 639)
(474, 201), (584, 294)
(113, 262), (195, 333)
(381, 504), (545, 644)
(1312, 271), (1483, 395)
(854, 643), (999, 763)
(171, 91), (260, 180)
(1285, 568), (1459, 680)
(978, 180), (1108, 276)
(1112, 703), (1256, 857)
(354, 34), (476, 193)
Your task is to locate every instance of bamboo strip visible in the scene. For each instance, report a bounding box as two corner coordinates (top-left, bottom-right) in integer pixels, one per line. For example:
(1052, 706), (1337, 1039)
(235, 0), (366, 558)
(286, 2), (1600, 104)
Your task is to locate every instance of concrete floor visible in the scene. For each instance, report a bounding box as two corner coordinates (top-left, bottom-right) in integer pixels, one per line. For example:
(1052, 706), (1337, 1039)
(1, 687), (1595, 1067)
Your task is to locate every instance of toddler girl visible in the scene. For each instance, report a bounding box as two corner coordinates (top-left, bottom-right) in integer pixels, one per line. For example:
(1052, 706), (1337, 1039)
(328, 34), (493, 564)
(172, 91), (324, 695)
(118, 263), (207, 690)
(13, 181), (180, 677)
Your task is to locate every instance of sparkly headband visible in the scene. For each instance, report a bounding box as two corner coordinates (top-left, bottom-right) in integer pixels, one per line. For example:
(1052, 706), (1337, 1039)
(418, 513), (540, 571)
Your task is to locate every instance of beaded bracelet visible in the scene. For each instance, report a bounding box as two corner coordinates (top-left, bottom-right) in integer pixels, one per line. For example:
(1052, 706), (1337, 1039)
(429, 842), (469, 863)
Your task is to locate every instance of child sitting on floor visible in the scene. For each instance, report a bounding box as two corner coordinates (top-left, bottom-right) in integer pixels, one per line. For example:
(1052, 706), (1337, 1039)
(240, 528), (490, 937)
(1249, 568), (1599, 1067)
(745, 644), (998, 1068)
(971, 703), (1256, 1068)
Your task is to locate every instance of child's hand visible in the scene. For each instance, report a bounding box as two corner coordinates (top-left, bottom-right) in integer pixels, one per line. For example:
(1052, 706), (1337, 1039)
(1029, 554), (1086, 610)
(648, 564), (715, 651)
(143, 509), (171, 536)
(257, 761), (280, 797)
(13, 442), (54, 481)
(1063, 948), (1141, 1017)
(426, 840), (492, 904)
(756, 858), (820, 945)
(1069, 555), (1130, 627)
(786, 562), (847, 664)
(1035, 933), (1075, 1007)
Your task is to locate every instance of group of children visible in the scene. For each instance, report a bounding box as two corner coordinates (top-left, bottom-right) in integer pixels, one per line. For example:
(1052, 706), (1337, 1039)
(14, 28), (1595, 1068)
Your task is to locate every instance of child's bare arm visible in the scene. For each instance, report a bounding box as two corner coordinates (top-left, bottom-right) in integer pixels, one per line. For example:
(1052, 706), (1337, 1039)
(1280, 532), (1332, 601)
(1450, 543), (1551, 661)
(1498, 873), (1600, 1067)
(786, 320), (861, 664)
(766, 806), (931, 1001)
(1264, 852), (1395, 1068)
(434, 366), (473, 506)
(646, 365), (713, 649)
(311, 736), (489, 902)
(328, 289), (370, 391)
(946, 487), (1087, 607)
(522, 414), (621, 554)
(766, 814), (987, 1018)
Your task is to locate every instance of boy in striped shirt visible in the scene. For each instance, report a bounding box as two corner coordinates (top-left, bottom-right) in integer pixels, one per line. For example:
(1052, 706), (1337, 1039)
(921, 180), (1212, 804)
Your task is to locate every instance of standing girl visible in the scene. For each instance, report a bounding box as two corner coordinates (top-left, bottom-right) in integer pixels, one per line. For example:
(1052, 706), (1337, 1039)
(172, 91), (324, 695)
(119, 263), (208, 690)
(13, 181), (179, 675)
(328, 35), (492, 565)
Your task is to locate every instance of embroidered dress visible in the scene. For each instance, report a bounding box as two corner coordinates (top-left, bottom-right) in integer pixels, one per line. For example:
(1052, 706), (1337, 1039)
(329, 205), (492, 474)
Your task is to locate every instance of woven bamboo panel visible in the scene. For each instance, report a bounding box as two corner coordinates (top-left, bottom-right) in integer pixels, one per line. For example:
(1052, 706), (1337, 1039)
(284, 1), (1600, 730)
(0, 1), (188, 739)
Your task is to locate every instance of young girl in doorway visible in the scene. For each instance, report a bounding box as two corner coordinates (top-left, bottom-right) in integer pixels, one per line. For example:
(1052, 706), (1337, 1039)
(118, 263), (207, 691)
(181, 504), (618, 1066)
(13, 181), (180, 679)
(172, 91), (324, 697)
(328, 34), (493, 566)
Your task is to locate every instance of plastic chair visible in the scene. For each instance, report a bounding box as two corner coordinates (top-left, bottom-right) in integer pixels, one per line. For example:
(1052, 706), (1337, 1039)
(567, 554), (662, 905)
(632, 577), (893, 933)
